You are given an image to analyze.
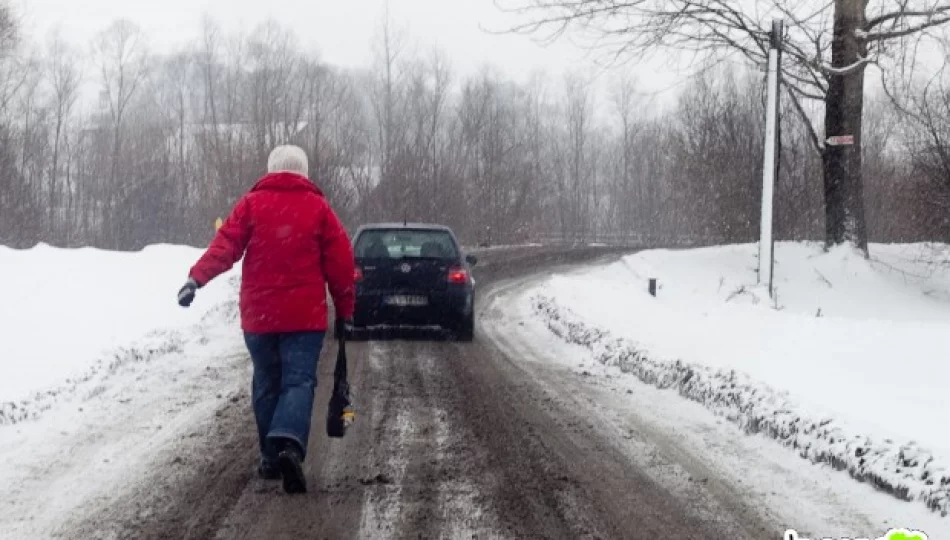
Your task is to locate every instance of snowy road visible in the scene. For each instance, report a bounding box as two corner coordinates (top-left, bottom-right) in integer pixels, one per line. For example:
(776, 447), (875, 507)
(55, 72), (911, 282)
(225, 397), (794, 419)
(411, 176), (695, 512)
(4, 246), (892, 539)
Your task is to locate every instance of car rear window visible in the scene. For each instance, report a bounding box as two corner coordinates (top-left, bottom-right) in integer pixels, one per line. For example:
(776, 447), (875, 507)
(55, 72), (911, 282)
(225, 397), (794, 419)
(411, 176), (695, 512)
(355, 229), (459, 260)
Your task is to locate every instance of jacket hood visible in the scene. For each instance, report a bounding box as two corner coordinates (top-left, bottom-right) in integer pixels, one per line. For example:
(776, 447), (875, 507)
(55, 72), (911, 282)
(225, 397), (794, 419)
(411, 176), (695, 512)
(250, 172), (324, 196)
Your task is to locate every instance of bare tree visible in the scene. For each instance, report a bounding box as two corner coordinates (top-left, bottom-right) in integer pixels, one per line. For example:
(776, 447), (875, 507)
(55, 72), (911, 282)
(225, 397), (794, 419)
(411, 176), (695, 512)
(46, 30), (82, 238)
(246, 20), (303, 159)
(318, 68), (376, 224)
(196, 16), (225, 194)
(0, 6), (42, 249)
(564, 73), (592, 238)
(299, 60), (369, 219)
(92, 20), (149, 247)
(515, 72), (550, 242)
(16, 51), (48, 225)
(898, 74), (950, 238)
(0, 1), (13, 51)
(610, 75), (641, 234)
(0, 0), (20, 114)
(370, 7), (410, 218)
(498, 0), (950, 253)
(196, 20), (253, 207)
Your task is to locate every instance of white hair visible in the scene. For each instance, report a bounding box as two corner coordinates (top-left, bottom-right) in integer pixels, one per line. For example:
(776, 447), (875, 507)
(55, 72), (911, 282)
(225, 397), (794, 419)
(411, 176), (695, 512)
(267, 145), (309, 177)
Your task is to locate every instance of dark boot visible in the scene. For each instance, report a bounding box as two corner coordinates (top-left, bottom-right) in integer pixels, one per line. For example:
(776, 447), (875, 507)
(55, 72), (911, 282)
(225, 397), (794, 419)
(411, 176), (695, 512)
(257, 460), (280, 480)
(277, 441), (307, 494)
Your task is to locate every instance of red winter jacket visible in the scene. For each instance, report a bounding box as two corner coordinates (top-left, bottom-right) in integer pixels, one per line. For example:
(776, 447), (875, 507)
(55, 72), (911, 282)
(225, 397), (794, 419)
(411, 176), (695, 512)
(188, 172), (355, 334)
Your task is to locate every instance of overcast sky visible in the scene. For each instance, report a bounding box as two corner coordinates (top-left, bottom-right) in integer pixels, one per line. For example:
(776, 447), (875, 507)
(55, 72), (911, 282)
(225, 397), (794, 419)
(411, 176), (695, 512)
(19, 0), (651, 82)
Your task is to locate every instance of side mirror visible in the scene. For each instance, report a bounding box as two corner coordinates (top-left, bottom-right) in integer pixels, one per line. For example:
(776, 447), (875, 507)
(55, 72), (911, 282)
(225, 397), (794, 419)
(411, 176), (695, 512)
(465, 254), (478, 266)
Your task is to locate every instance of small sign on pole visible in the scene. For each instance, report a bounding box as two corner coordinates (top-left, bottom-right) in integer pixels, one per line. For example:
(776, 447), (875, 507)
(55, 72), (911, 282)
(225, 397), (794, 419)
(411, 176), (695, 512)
(826, 135), (854, 146)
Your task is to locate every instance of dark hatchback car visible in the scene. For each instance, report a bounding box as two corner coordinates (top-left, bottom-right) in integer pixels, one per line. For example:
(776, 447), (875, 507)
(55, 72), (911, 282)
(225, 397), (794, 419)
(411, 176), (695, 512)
(344, 223), (477, 340)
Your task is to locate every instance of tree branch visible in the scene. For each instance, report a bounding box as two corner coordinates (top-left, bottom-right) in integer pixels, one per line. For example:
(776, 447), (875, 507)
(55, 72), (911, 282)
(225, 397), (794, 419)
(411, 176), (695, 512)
(815, 54), (873, 75)
(782, 71), (828, 100)
(784, 83), (824, 155)
(866, 5), (950, 29)
(867, 15), (950, 41)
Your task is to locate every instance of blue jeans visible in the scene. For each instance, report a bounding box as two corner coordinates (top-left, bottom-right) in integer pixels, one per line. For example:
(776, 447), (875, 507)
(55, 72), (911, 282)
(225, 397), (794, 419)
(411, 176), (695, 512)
(243, 331), (325, 466)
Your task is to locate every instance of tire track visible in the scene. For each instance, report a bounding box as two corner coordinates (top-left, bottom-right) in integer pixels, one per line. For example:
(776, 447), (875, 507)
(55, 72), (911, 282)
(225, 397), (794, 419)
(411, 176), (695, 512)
(392, 343), (503, 539)
(389, 341), (444, 538)
(360, 340), (506, 540)
(357, 342), (415, 539)
(420, 344), (504, 540)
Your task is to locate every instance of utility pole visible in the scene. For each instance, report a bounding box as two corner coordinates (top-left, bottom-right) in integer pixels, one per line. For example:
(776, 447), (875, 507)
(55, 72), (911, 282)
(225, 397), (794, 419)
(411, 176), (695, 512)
(758, 19), (783, 296)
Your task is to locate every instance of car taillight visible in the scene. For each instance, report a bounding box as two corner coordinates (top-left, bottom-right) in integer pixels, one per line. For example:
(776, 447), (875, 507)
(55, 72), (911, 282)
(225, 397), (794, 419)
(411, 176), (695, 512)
(354, 268), (364, 282)
(448, 266), (468, 284)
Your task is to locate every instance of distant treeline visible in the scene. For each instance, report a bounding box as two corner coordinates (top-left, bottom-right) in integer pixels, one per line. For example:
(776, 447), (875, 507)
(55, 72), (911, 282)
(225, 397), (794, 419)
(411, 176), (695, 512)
(1, 6), (947, 250)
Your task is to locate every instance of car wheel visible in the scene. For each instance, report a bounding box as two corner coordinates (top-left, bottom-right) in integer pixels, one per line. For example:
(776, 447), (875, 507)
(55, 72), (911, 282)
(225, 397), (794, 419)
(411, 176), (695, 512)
(457, 313), (474, 342)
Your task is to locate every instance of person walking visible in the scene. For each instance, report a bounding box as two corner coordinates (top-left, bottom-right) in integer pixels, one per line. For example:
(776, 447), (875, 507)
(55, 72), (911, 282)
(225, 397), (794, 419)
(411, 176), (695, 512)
(177, 145), (355, 494)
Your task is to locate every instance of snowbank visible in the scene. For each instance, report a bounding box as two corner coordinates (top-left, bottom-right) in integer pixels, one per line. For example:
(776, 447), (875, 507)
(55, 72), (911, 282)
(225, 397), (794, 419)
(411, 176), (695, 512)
(528, 242), (950, 516)
(0, 243), (235, 422)
(0, 271), (247, 539)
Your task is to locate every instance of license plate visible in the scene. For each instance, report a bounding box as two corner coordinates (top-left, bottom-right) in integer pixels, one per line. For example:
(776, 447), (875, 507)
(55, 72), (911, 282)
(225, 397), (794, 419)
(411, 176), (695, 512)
(385, 295), (428, 307)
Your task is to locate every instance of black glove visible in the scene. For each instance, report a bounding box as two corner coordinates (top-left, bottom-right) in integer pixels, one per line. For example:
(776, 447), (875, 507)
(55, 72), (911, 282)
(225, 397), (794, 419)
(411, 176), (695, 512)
(178, 278), (199, 307)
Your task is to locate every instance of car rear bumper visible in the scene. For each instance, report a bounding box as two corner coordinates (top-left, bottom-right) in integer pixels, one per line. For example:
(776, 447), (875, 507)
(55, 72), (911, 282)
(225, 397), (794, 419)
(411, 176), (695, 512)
(354, 289), (473, 327)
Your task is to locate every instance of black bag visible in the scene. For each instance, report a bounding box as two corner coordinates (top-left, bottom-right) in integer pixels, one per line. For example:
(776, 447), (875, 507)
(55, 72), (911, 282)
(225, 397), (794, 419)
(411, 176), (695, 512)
(326, 327), (354, 438)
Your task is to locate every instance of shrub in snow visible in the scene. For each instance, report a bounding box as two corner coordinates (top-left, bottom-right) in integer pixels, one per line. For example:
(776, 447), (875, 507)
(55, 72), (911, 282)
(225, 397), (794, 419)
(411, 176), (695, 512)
(533, 293), (950, 516)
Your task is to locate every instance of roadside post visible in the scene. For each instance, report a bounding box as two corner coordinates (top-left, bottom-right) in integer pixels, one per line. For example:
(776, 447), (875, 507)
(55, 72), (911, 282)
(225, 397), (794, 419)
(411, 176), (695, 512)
(758, 19), (783, 297)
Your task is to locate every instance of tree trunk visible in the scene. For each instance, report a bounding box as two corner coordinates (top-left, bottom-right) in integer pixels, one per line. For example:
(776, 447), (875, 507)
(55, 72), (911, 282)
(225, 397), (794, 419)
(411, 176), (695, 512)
(50, 115), (63, 240)
(823, 0), (869, 253)
(110, 120), (122, 249)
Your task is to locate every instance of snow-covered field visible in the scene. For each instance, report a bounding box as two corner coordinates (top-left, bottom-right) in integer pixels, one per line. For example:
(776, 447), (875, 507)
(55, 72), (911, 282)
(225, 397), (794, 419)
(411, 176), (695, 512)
(523, 242), (950, 518)
(5, 240), (949, 536)
(0, 243), (247, 538)
(0, 244), (235, 423)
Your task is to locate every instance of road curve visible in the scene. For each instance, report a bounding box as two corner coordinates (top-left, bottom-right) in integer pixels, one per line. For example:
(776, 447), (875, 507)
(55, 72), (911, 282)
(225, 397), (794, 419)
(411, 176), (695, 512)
(66, 246), (776, 540)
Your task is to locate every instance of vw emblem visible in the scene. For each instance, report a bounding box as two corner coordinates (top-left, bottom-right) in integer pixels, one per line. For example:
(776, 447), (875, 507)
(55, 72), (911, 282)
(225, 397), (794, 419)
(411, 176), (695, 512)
(400, 263), (412, 273)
